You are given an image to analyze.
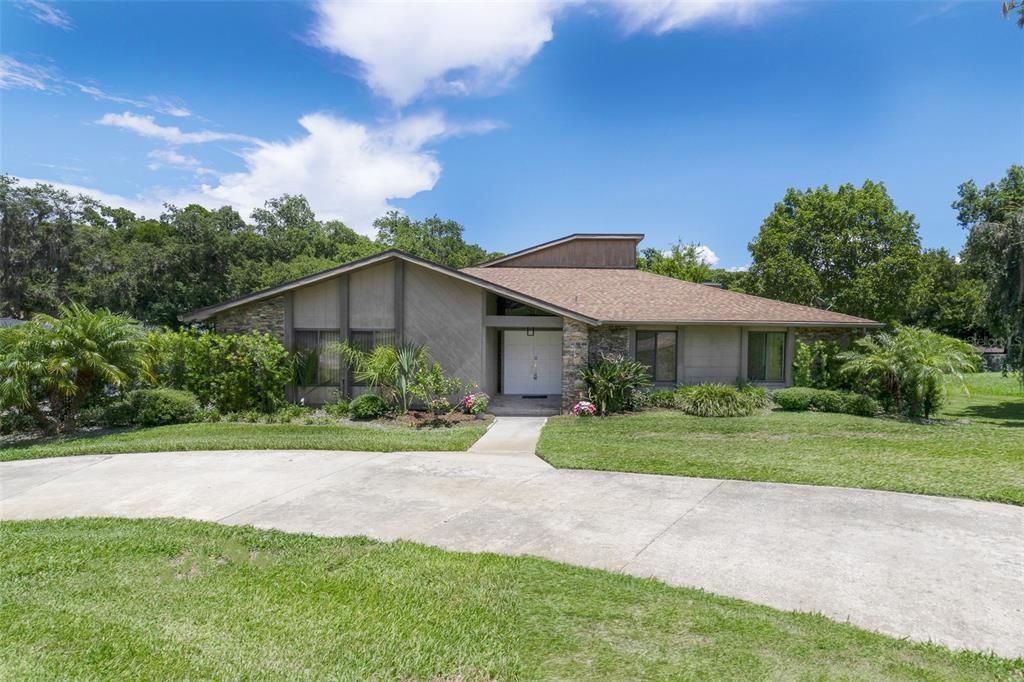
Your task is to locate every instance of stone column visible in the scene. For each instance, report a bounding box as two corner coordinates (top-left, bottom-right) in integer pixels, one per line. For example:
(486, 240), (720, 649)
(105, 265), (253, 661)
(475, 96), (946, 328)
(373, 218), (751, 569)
(561, 318), (590, 413)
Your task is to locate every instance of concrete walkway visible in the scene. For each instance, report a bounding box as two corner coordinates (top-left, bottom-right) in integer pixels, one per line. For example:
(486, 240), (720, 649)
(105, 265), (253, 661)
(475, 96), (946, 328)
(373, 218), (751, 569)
(468, 417), (549, 457)
(2, 448), (1022, 657)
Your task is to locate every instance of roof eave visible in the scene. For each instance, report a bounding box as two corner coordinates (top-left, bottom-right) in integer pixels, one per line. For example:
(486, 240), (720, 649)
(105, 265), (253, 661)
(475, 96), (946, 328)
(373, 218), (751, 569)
(595, 319), (884, 328)
(477, 232), (645, 268)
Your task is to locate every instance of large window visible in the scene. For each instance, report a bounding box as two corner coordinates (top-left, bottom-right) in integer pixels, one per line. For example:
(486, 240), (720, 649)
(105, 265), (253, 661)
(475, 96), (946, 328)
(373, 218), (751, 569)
(293, 329), (342, 386)
(747, 331), (786, 382)
(348, 329), (397, 386)
(636, 331), (677, 382)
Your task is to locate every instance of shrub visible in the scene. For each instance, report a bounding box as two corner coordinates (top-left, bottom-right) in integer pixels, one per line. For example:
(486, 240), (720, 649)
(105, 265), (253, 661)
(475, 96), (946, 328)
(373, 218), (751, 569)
(147, 329), (291, 414)
(772, 387), (880, 417)
(0, 408), (37, 435)
(844, 393), (881, 417)
(267, 404), (309, 423)
(676, 383), (755, 417)
(644, 388), (677, 409)
(737, 382), (773, 409)
(410, 362), (464, 416)
(337, 342), (428, 414)
(101, 399), (137, 427)
(793, 340), (848, 390)
(581, 354), (651, 415)
(350, 393), (388, 420)
(323, 398), (350, 418)
(461, 392), (490, 415)
(772, 387), (820, 411)
(127, 388), (199, 426)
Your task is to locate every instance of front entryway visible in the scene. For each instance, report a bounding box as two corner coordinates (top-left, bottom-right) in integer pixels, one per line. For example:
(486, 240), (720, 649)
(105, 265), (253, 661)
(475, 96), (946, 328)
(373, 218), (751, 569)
(502, 330), (562, 395)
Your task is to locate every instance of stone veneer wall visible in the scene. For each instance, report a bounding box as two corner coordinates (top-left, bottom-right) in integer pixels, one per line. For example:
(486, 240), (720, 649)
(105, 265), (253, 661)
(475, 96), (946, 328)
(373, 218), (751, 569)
(209, 296), (286, 344)
(588, 325), (629, 365)
(561, 318), (591, 412)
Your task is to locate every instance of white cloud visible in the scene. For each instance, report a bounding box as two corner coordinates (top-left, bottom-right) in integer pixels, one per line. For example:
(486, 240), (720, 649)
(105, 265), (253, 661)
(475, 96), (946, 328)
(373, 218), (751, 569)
(146, 149), (214, 175)
(200, 111), (473, 230)
(726, 265), (749, 272)
(29, 111), (491, 233)
(0, 55), (57, 91)
(694, 244), (719, 266)
(605, 0), (777, 34)
(97, 112), (261, 145)
(1, 56), (192, 117)
(17, 0), (73, 31)
(312, 0), (567, 106)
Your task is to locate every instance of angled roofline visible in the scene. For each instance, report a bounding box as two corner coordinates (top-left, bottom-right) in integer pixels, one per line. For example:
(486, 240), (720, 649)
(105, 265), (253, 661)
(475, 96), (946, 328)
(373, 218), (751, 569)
(179, 250), (599, 325)
(476, 232), (645, 268)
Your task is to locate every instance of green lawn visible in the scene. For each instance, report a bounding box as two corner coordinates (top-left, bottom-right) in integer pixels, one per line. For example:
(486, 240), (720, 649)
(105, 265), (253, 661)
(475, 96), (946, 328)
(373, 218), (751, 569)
(538, 373), (1024, 505)
(2, 519), (1017, 680)
(0, 420), (488, 463)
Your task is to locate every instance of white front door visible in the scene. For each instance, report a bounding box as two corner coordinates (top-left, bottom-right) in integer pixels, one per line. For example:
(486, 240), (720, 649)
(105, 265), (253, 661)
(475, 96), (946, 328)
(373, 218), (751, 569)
(502, 330), (562, 395)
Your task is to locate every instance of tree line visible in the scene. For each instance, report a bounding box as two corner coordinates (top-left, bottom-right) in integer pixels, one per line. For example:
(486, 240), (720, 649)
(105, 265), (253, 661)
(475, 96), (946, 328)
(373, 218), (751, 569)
(0, 177), (497, 328)
(2, 167), (1021, 375)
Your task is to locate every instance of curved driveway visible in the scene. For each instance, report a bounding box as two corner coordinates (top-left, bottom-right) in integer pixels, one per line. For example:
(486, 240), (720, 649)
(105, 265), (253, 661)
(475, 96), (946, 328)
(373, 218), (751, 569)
(2, 447), (1022, 658)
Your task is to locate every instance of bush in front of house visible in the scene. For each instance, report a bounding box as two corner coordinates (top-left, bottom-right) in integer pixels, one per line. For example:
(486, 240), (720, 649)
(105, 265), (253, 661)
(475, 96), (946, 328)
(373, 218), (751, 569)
(772, 387), (880, 417)
(581, 354), (651, 415)
(349, 393), (388, 420)
(128, 389), (199, 426)
(675, 383), (755, 417)
(147, 329), (292, 414)
(737, 382), (773, 409)
(642, 388), (677, 409)
(323, 398), (350, 418)
(793, 340), (850, 390)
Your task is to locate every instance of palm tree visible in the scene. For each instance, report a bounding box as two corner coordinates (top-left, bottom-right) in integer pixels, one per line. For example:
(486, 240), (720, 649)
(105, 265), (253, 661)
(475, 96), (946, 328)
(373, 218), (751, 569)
(840, 326), (979, 418)
(336, 342), (428, 414)
(0, 303), (149, 433)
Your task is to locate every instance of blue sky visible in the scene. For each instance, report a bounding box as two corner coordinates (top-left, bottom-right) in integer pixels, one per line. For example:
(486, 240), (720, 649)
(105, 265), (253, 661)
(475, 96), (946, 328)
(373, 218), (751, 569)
(2, 1), (1021, 268)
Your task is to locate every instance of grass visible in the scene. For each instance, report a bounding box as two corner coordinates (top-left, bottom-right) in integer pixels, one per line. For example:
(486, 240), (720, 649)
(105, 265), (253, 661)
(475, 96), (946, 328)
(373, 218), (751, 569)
(2, 518), (1019, 680)
(538, 373), (1024, 505)
(0, 420), (489, 463)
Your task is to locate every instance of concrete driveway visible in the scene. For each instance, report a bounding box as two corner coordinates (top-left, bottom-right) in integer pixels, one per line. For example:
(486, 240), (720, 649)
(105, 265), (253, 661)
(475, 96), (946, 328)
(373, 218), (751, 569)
(2, 447), (1022, 658)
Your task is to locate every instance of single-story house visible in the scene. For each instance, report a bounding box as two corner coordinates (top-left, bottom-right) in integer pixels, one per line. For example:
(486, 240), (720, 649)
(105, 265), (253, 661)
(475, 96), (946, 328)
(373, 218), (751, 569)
(181, 233), (881, 412)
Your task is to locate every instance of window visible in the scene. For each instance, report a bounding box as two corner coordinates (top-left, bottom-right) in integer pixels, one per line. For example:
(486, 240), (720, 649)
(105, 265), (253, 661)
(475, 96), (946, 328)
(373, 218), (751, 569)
(748, 331), (786, 382)
(496, 296), (555, 317)
(636, 331), (677, 382)
(293, 330), (342, 386)
(348, 329), (396, 385)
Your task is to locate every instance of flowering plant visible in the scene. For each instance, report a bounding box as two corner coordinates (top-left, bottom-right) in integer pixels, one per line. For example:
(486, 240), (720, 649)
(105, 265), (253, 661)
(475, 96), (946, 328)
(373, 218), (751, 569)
(461, 391), (490, 415)
(571, 400), (597, 417)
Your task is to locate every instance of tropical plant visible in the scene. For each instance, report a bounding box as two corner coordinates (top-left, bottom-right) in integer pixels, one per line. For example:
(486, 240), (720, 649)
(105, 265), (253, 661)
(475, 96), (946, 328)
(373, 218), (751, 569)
(337, 342), (428, 414)
(349, 393), (388, 420)
(0, 303), (149, 433)
(839, 326), (980, 418)
(581, 354), (651, 415)
(674, 383), (755, 417)
(291, 348), (320, 405)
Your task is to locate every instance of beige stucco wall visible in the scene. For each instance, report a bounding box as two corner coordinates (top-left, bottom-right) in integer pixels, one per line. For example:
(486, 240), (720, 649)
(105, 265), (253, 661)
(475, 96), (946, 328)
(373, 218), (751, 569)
(403, 263), (485, 390)
(349, 260), (394, 329)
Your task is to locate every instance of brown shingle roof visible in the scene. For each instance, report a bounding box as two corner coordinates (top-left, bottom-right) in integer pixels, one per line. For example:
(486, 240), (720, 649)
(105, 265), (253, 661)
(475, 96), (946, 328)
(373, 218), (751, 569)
(462, 267), (880, 326)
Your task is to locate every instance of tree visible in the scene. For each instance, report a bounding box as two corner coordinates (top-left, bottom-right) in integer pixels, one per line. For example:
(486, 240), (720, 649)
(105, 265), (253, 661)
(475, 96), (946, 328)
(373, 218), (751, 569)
(374, 211), (496, 268)
(0, 304), (149, 433)
(954, 165), (1024, 384)
(639, 242), (714, 282)
(747, 181), (922, 323)
(906, 248), (986, 339)
(1003, 1), (1024, 27)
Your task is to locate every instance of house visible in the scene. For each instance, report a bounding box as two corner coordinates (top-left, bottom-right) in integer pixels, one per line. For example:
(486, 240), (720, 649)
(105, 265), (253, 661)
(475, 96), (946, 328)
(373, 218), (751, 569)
(180, 233), (881, 412)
